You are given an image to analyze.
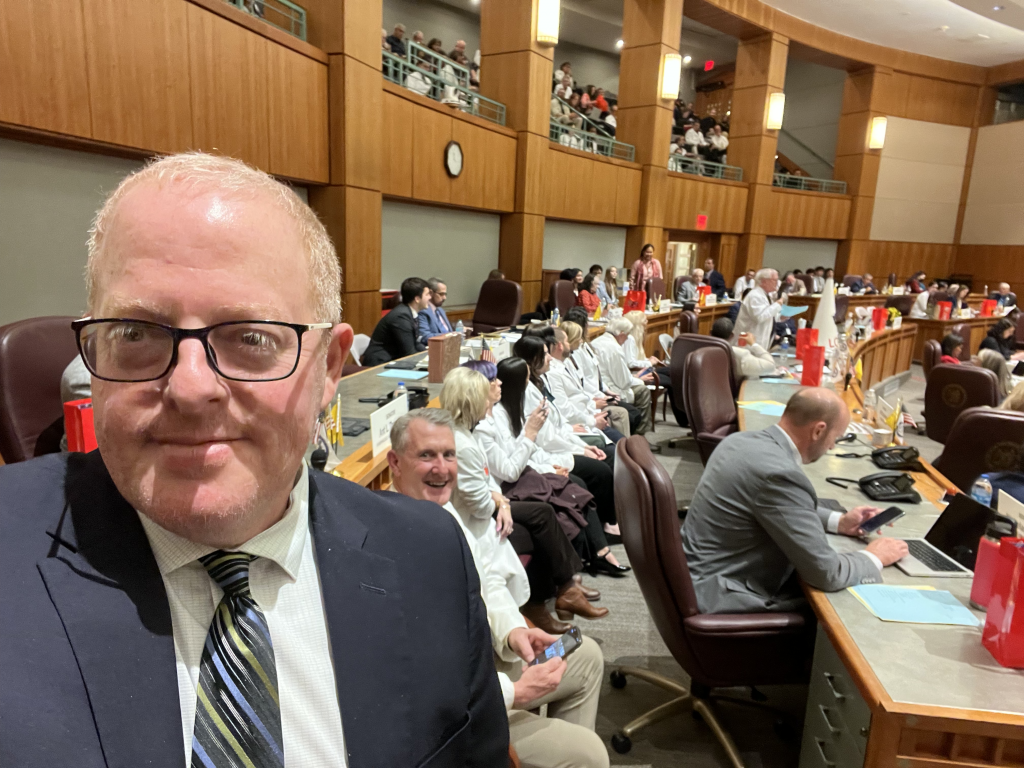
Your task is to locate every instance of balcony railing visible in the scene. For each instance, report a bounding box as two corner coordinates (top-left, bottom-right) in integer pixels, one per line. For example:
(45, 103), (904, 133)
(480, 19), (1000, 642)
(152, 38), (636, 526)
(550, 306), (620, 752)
(382, 51), (506, 126)
(549, 120), (636, 161)
(224, 0), (306, 41)
(772, 173), (847, 194)
(668, 154), (743, 181)
(407, 42), (471, 90)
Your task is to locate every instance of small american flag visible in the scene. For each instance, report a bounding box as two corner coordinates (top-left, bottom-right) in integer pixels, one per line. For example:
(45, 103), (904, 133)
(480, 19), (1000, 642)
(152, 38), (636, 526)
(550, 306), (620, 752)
(901, 408), (918, 430)
(481, 338), (496, 363)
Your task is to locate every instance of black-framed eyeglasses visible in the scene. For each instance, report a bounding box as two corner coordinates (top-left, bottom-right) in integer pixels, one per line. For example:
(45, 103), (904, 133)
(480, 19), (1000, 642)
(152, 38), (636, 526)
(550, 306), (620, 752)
(72, 318), (333, 383)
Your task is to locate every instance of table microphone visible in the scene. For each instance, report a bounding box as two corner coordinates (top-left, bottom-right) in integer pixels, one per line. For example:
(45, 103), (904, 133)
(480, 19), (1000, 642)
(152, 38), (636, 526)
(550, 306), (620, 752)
(310, 448), (328, 472)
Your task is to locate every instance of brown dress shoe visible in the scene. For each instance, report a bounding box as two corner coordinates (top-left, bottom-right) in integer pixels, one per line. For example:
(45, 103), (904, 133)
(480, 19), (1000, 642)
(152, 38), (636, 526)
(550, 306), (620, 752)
(555, 586), (610, 621)
(520, 603), (572, 635)
(572, 574), (601, 601)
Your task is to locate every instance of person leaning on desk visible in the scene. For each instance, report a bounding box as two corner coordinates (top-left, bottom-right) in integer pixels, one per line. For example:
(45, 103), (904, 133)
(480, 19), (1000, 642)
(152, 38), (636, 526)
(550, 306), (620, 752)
(682, 388), (909, 614)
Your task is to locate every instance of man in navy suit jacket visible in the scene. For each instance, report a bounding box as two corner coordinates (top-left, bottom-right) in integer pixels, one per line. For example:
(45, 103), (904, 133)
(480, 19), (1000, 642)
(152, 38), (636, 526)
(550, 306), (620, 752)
(0, 153), (507, 768)
(418, 276), (454, 345)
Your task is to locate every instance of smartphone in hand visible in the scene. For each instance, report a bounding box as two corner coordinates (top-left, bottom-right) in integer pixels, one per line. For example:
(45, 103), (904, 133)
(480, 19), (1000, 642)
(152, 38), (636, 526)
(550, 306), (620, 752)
(529, 627), (583, 666)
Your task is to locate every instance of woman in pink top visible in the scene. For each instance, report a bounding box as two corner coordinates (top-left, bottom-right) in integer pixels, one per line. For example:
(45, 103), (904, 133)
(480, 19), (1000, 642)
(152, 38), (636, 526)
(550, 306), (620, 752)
(629, 243), (662, 290)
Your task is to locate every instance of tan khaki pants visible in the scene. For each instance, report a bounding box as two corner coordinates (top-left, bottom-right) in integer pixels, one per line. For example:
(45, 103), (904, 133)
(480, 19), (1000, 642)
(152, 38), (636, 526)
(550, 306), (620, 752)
(630, 383), (653, 434)
(604, 405), (630, 436)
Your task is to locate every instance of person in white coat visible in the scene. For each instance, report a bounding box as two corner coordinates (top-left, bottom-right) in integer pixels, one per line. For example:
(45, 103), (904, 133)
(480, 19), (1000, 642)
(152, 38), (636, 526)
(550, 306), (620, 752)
(387, 408), (609, 768)
(545, 326), (628, 442)
(590, 316), (654, 433)
(732, 267), (786, 350)
(710, 318), (778, 380)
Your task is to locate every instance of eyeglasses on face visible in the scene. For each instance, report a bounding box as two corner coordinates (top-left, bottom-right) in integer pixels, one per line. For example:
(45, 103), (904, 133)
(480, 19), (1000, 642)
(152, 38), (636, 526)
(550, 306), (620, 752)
(72, 318), (333, 383)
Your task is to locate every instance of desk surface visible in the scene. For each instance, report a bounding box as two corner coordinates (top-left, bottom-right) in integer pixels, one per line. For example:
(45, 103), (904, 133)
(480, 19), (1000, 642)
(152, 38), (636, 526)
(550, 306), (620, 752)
(739, 379), (1024, 718)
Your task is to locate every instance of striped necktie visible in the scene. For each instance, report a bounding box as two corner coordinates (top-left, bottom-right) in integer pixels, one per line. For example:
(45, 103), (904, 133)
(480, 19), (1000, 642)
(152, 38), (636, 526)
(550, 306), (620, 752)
(191, 551), (283, 768)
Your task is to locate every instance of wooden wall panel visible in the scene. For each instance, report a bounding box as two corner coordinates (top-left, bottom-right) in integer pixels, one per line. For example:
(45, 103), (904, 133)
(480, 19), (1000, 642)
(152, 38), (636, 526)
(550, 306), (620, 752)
(267, 43), (329, 182)
(662, 174), (748, 233)
(451, 119), (517, 211)
(541, 145), (642, 224)
(187, 4), (269, 169)
(615, 168), (642, 224)
(886, 73), (981, 128)
(757, 189), (851, 239)
(82, 0), (193, 153)
(849, 241), (956, 283)
(381, 92), (413, 198)
(410, 106), (453, 204)
(954, 245), (1024, 296)
(0, 0), (92, 137)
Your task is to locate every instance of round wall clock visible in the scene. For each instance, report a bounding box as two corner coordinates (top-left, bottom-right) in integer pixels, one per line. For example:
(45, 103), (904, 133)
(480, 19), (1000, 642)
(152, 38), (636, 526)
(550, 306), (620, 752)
(444, 140), (463, 178)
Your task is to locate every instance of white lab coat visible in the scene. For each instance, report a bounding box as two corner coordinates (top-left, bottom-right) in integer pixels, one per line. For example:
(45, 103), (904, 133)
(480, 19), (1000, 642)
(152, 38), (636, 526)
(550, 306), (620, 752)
(476, 407), (564, 477)
(909, 291), (930, 319)
(591, 332), (642, 403)
(525, 382), (590, 457)
(731, 343), (777, 380)
(572, 345), (604, 400)
(544, 357), (600, 428)
(732, 286), (782, 350)
(733, 276), (755, 297)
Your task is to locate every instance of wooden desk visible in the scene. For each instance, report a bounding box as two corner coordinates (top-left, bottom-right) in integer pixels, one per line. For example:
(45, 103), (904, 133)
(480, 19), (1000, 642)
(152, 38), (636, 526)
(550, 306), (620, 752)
(737, 379), (1024, 768)
(695, 303), (733, 335)
(850, 324), (917, 391)
(910, 315), (999, 362)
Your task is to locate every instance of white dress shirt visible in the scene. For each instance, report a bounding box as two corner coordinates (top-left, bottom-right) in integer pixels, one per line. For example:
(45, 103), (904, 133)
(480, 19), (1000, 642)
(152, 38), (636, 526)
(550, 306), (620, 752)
(138, 464), (348, 768)
(730, 343), (777, 380)
(731, 286), (782, 350)
(590, 332), (642, 403)
(733, 276), (755, 297)
(684, 127), (708, 147)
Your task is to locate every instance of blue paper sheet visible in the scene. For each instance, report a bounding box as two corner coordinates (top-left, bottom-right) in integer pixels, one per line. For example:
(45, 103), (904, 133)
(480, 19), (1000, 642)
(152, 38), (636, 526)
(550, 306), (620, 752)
(377, 369), (429, 380)
(779, 305), (808, 317)
(761, 377), (802, 385)
(848, 585), (980, 627)
(738, 401), (787, 417)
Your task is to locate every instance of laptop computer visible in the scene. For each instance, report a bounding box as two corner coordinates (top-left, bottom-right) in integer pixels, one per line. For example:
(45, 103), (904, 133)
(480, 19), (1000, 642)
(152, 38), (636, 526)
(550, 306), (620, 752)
(894, 493), (995, 578)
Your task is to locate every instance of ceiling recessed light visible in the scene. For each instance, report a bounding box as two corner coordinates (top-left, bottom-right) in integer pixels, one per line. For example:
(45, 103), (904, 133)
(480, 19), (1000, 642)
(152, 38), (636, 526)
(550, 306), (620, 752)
(615, 39), (624, 49)
(978, 32), (991, 39)
(937, 25), (950, 32)
(994, 5), (1005, 10)
(683, 55), (692, 64)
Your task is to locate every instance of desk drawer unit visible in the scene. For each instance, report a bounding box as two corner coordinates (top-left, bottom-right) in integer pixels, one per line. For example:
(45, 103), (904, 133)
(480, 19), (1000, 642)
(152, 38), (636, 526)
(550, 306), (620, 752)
(799, 627), (872, 768)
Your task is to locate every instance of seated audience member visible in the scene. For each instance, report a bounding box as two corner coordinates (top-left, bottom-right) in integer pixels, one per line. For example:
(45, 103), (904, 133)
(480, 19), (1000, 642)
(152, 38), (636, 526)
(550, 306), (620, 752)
(978, 349), (1014, 398)
(552, 92), (583, 129)
(682, 388), (908, 613)
(703, 257), (727, 297)
(553, 73), (574, 101)
(560, 268), (584, 296)
(676, 268), (704, 302)
(552, 323), (630, 439)
(590, 317), (654, 434)
(727, 288), (751, 323)
(387, 409), (609, 768)
(622, 311), (662, 372)
(733, 268), (756, 297)
(601, 265), (621, 305)
(382, 27), (391, 52)
(909, 281), (938, 319)
(486, 357), (629, 575)
(448, 39), (466, 59)
(489, 268), (505, 280)
(847, 272), (878, 294)
(1003, 381), (1024, 412)
(405, 62), (433, 96)
(952, 284), (971, 312)
(417, 276), (453, 344)
(386, 23), (407, 56)
(553, 61), (574, 90)
(991, 282), (1015, 307)
(593, 88), (609, 112)
(711, 318), (776, 379)
(0, 152), (510, 765)
(778, 271), (807, 297)
(684, 121), (709, 156)
(629, 243), (663, 291)
(988, 442), (1024, 504)
(940, 333), (964, 365)
(700, 108), (718, 134)
(602, 103), (618, 134)
(362, 277), (431, 366)
(811, 267), (826, 293)
(670, 135), (689, 156)
(575, 273), (602, 314)
(707, 125), (729, 162)
(562, 313), (635, 436)
(980, 318), (1018, 360)
(907, 271), (927, 293)
(824, 268), (835, 283)
(733, 268), (785, 349)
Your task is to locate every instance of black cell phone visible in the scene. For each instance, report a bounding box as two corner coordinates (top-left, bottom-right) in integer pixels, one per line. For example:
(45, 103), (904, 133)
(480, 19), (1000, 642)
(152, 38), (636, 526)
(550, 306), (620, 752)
(529, 627), (582, 666)
(1014, 361), (1024, 376)
(858, 506), (905, 534)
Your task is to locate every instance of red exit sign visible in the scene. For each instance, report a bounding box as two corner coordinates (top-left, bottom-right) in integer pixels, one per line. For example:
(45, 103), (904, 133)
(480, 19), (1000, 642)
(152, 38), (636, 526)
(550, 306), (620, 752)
(696, 213), (709, 230)
(704, 60), (715, 72)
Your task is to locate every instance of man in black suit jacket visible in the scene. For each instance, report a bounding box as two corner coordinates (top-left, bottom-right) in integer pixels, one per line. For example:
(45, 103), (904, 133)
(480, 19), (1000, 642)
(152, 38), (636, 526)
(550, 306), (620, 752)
(702, 257), (727, 297)
(362, 277), (432, 367)
(0, 153), (507, 767)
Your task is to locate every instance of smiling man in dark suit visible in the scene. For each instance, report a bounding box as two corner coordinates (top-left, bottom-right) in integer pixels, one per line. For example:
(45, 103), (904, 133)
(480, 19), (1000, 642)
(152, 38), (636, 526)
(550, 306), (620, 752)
(0, 153), (507, 768)
(361, 276), (432, 367)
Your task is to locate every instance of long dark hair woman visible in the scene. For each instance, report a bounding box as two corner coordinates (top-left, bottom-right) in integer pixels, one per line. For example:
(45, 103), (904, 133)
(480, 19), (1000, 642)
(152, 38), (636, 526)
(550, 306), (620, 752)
(496, 357), (629, 576)
(559, 268), (584, 295)
(575, 272), (601, 314)
(980, 318), (1017, 361)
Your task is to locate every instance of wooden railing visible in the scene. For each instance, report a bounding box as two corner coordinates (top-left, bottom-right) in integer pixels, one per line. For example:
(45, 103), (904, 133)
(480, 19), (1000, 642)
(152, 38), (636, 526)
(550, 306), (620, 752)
(850, 323), (917, 392)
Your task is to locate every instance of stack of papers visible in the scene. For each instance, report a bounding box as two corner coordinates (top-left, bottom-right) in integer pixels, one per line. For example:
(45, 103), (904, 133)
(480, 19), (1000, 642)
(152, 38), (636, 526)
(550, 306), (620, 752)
(848, 585), (980, 627)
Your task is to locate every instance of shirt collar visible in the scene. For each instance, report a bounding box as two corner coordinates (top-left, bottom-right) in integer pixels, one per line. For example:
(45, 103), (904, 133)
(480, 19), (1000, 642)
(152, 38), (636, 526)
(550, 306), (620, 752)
(771, 424), (803, 465)
(410, 307), (419, 319)
(138, 460), (309, 581)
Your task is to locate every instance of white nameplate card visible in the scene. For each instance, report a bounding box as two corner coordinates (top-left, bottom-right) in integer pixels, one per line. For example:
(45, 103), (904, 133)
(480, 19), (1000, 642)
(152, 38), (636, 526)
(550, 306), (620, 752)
(370, 393), (409, 457)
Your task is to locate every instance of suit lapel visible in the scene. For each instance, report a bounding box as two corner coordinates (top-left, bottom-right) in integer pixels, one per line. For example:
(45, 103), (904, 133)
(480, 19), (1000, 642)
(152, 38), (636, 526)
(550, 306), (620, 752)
(39, 452), (183, 768)
(309, 474), (412, 767)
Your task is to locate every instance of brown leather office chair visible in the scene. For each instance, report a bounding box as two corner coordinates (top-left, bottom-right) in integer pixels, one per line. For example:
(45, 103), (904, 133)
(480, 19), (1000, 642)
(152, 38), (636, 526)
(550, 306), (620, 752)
(933, 407), (1024, 491)
(797, 274), (815, 294)
(833, 294), (850, 324)
(547, 280), (576, 320)
(842, 274), (862, 288)
(471, 279), (522, 333)
(667, 333), (738, 431)
(950, 322), (973, 362)
(0, 316), (81, 464)
(678, 310), (699, 334)
(645, 276), (666, 302)
(885, 295), (915, 316)
(684, 346), (739, 464)
(924, 364), (1000, 444)
(672, 275), (688, 301)
(609, 435), (813, 760)
(922, 339), (942, 377)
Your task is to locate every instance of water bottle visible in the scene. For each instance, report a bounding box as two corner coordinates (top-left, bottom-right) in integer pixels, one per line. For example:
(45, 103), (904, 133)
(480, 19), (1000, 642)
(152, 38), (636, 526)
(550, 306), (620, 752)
(394, 381), (408, 402)
(780, 338), (790, 364)
(863, 389), (877, 427)
(971, 474), (994, 508)
(552, 308), (560, 326)
(455, 320), (465, 338)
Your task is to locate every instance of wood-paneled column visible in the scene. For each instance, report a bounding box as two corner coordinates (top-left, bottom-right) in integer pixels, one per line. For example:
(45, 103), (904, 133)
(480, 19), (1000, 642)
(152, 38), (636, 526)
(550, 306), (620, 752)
(729, 32), (789, 279)
(480, 0), (554, 313)
(305, 0), (383, 335)
(833, 65), (891, 278)
(617, 0), (683, 278)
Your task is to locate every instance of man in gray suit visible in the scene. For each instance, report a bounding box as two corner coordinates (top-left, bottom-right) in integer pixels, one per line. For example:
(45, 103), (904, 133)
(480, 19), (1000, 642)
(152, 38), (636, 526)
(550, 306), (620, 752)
(682, 388), (909, 613)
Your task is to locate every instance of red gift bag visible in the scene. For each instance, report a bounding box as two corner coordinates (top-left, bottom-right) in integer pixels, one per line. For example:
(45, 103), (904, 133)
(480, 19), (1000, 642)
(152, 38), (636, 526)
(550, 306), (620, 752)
(871, 306), (888, 331)
(982, 538), (1024, 668)
(622, 290), (646, 312)
(64, 398), (98, 453)
(936, 301), (952, 321)
(697, 284), (712, 307)
(801, 346), (825, 386)
(796, 328), (819, 360)
(981, 299), (998, 318)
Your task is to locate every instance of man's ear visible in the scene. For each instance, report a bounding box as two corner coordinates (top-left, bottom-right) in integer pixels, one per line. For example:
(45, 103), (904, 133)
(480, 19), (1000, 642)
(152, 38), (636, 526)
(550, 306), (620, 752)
(386, 449), (400, 483)
(320, 323), (353, 411)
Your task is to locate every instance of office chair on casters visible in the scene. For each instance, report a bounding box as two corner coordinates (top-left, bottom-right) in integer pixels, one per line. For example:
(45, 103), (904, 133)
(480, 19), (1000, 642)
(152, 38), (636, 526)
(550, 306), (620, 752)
(610, 436), (813, 764)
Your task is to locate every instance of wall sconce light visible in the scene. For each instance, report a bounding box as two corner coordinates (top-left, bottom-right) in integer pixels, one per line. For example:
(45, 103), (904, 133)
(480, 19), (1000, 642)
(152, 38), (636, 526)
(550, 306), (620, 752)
(868, 116), (888, 149)
(661, 53), (682, 100)
(766, 92), (786, 130)
(537, 0), (560, 45)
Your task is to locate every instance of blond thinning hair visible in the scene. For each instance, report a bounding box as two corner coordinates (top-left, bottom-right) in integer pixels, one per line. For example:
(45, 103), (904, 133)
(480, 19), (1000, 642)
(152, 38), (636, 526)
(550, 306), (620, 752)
(86, 152), (341, 323)
(561, 320), (583, 347)
(439, 367), (490, 431)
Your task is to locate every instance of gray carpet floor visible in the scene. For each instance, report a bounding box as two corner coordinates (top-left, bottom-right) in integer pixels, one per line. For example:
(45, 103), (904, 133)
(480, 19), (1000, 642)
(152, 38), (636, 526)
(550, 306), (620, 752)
(572, 364), (939, 767)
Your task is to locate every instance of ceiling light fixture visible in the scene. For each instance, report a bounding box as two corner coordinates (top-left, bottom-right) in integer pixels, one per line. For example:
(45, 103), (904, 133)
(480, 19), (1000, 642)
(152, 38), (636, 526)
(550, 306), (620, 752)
(661, 53), (682, 100)
(536, 0), (560, 45)
(868, 116), (887, 150)
(994, 5), (1005, 10)
(616, 39), (625, 49)
(766, 92), (785, 130)
(683, 55), (692, 64)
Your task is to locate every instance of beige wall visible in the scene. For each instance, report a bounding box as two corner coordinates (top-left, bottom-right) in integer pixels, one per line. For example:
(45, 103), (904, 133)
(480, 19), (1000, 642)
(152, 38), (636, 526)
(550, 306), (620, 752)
(960, 120), (1024, 246)
(542, 221), (628, 271)
(868, 116), (970, 244)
